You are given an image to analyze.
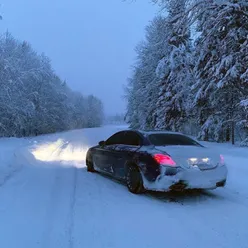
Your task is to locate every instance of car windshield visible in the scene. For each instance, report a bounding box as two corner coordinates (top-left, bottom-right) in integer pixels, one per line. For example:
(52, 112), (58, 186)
(148, 133), (202, 147)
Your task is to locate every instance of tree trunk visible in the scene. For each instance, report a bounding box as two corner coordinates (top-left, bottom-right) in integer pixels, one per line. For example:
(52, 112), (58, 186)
(226, 128), (230, 142)
(230, 91), (235, 145)
(204, 129), (209, 141)
(231, 121), (235, 145)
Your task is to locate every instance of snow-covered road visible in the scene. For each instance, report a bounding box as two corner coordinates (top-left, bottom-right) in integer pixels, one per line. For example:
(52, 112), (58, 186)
(0, 126), (248, 248)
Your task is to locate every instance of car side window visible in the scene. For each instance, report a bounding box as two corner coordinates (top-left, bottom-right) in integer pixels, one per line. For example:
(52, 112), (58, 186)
(123, 132), (141, 146)
(105, 132), (126, 145)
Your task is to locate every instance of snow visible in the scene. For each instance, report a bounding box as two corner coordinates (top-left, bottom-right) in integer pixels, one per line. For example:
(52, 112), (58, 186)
(0, 125), (248, 248)
(143, 165), (227, 191)
(241, 99), (248, 107)
(0, 137), (28, 186)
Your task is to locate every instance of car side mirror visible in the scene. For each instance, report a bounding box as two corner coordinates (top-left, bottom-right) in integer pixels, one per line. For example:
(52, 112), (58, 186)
(99, 140), (105, 147)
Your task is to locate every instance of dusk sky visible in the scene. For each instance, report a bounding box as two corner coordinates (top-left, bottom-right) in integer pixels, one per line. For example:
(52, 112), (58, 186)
(0, 0), (157, 115)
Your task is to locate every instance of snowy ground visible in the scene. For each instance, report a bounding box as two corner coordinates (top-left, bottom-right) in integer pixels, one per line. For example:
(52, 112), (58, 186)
(0, 125), (248, 248)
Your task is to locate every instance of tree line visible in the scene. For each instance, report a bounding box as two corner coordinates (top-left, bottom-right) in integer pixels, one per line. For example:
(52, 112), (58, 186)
(105, 113), (126, 125)
(125, 0), (248, 145)
(0, 32), (104, 137)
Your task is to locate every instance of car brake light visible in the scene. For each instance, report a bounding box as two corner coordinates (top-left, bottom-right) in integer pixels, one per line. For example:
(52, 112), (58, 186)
(220, 154), (225, 165)
(153, 154), (176, 166)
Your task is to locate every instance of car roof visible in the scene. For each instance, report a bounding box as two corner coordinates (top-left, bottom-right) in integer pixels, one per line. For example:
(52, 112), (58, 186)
(125, 129), (185, 136)
(138, 130), (183, 135)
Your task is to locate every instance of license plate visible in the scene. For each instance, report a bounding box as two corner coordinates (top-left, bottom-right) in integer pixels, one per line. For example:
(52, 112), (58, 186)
(197, 163), (217, 170)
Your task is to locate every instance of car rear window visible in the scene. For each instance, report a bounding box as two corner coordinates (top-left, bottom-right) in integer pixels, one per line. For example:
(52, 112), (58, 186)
(148, 133), (202, 147)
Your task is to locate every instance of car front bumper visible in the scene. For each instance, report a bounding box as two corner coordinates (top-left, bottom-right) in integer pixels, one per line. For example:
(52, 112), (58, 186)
(142, 165), (228, 192)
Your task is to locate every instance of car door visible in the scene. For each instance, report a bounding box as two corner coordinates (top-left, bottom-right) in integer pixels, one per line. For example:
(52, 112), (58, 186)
(94, 131), (126, 174)
(111, 131), (142, 180)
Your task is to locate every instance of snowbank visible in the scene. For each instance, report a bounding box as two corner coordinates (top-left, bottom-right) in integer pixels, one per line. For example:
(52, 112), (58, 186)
(0, 137), (29, 186)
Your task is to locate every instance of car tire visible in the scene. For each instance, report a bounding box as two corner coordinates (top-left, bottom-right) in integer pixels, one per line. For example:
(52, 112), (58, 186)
(86, 156), (95, 172)
(126, 165), (144, 194)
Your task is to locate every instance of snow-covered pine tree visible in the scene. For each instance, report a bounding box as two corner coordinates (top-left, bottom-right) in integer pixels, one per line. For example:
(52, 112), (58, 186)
(85, 95), (104, 128)
(239, 99), (248, 146)
(190, 0), (248, 144)
(154, 0), (194, 132)
(125, 73), (141, 129)
(0, 32), (104, 137)
(125, 16), (168, 130)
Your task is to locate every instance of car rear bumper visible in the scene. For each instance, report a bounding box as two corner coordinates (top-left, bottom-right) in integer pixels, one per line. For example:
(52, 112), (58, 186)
(142, 165), (228, 192)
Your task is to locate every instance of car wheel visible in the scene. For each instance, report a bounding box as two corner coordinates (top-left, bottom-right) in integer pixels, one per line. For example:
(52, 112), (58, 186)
(126, 165), (144, 194)
(86, 156), (95, 172)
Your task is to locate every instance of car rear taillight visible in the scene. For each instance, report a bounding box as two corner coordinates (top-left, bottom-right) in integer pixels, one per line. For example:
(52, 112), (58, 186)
(220, 154), (225, 165)
(153, 154), (176, 167)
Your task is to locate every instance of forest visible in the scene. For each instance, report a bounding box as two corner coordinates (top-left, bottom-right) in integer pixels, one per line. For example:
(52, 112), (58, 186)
(125, 0), (248, 145)
(0, 32), (104, 137)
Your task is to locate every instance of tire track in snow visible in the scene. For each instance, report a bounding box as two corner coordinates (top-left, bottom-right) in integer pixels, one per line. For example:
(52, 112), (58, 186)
(41, 168), (63, 248)
(68, 168), (77, 248)
(0, 165), (23, 187)
(40, 139), (78, 248)
(0, 150), (24, 188)
(57, 140), (78, 248)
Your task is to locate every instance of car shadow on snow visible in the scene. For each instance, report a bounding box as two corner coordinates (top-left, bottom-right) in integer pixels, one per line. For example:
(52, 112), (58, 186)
(146, 189), (225, 205)
(85, 169), (225, 205)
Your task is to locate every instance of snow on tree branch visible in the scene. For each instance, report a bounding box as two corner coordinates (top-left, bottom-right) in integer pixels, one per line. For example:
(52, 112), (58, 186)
(126, 0), (248, 144)
(0, 32), (104, 137)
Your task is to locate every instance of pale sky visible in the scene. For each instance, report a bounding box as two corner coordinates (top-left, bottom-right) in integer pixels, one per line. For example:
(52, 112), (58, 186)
(0, 0), (157, 115)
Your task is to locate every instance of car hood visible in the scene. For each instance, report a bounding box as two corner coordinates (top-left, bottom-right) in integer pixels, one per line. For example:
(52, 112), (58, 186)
(154, 145), (220, 168)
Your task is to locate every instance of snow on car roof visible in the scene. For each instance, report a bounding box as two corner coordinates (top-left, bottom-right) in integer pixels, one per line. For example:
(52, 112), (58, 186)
(137, 130), (184, 135)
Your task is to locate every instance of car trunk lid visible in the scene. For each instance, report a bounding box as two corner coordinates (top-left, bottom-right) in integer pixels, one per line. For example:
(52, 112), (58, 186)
(154, 145), (219, 170)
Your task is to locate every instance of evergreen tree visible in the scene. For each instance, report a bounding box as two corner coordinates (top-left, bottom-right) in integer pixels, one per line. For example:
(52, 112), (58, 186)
(126, 0), (248, 145)
(0, 32), (104, 137)
(191, 0), (248, 143)
(125, 16), (169, 130)
(154, 0), (193, 132)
